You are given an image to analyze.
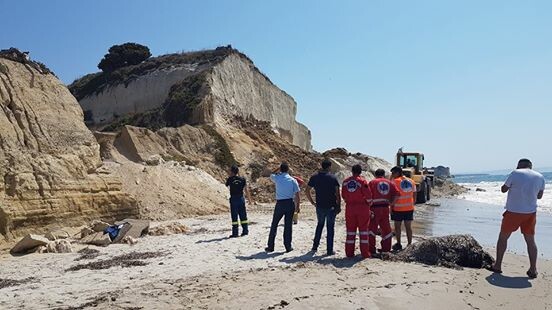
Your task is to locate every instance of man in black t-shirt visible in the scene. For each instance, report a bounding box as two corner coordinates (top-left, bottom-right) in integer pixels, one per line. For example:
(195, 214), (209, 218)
(306, 159), (341, 255)
(225, 165), (254, 237)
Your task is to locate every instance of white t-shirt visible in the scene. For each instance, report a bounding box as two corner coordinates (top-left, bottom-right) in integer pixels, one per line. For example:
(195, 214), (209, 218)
(504, 169), (546, 214)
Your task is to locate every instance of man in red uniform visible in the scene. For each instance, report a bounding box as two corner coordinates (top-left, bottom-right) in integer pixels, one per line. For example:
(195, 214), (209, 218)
(368, 168), (399, 254)
(342, 164), (372, 258)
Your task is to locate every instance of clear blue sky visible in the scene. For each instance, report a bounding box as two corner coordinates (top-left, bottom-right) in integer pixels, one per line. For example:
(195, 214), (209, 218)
(2, 0), (551, 173)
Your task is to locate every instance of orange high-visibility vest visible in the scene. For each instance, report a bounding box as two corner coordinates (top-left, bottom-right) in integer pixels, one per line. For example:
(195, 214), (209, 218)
(392, 176), (416, 212)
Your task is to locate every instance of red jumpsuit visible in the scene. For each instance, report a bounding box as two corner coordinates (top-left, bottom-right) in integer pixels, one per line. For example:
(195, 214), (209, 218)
(342, 175), (372, 258)
(368, 178), (399, 253)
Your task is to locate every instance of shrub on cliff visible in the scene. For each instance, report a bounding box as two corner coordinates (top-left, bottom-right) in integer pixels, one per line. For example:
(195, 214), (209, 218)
(98, 43), (151, 72)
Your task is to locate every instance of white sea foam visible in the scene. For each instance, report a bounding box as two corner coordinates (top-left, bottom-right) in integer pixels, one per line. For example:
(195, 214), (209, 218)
(458, 181), (552, 214)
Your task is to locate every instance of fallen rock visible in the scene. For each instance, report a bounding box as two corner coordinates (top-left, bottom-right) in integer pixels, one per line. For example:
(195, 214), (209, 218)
(10, 234), (50, 255)
(45, 230), (71, 241)
(121, 236), (138, 245)
(91, 220), (111, 233)
(113, 219), (150, 242)
(148, 222), (190, 236)
(45, 240), (73, 253)
(80, 227), (95, 239)
(145, 155), (162, 166)
(384, 234), (494, 269)
(80, 232), (111, 247)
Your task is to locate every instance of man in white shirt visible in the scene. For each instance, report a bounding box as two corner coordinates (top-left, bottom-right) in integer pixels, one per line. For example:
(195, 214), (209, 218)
(491, 159), (545, 279)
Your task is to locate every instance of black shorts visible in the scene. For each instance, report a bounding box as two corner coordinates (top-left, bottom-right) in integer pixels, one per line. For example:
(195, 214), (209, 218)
(391, 210), (414, 222)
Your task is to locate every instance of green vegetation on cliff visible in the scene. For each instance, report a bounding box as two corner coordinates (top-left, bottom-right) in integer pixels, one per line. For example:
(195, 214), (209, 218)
(98, 43), (151, 73)
(101, 72), (208, 132)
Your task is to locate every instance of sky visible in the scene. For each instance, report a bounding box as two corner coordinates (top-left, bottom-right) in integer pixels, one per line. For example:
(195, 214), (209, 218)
(1, 0), (551, 173)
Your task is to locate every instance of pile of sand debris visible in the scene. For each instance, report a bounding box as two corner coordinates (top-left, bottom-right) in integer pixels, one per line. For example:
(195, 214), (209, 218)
(383, 234), (494, 269)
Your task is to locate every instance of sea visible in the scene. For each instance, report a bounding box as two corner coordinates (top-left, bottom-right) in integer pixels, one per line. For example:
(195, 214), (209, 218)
(453, 171), (552, 214)
(416, 171), (552, 257)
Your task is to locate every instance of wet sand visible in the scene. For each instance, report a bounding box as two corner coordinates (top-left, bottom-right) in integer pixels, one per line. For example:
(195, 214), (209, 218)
(414, 199), (552, 258)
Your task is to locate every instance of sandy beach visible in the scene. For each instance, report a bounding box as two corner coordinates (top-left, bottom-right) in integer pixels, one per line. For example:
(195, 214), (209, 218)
(1, 200), (550, 310)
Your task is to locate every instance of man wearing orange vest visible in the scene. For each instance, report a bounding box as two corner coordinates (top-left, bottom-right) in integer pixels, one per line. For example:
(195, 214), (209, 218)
(390, 166), (416, 251)
(368, 169), (400, 254)
(342, 164), (373, 258)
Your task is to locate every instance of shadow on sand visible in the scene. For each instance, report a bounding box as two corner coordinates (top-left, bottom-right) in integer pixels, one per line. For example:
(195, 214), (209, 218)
(279, 251), (324, 264)
(317, 256), (365, 268)
(279, 251), (365, 268)
(485, 273), (532, 289)
(236, 251), (285, 260)
(195, 236), (232, 244)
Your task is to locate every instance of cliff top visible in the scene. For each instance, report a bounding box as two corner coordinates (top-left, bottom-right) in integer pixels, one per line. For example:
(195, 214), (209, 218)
(69, 45), (270, 101)
(0, 48), (55, 76)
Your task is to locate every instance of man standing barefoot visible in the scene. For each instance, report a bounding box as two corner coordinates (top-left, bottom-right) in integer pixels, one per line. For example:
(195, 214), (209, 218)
(491, 159), (545, 279)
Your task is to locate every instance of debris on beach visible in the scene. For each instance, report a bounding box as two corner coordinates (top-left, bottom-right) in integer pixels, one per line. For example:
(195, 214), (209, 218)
(66, 251), (167, 272)
(75, 248), (101, 261)
(9, 218), (151, 256)
(383, 234), (494, 269)
(45, 230), (71, 241)
(38, 240), (73, 254)
(80, 231), (112, 247)
(148, 222), (190, 236)
(10, 234), (50, 255)
(0, 277), (36, 290)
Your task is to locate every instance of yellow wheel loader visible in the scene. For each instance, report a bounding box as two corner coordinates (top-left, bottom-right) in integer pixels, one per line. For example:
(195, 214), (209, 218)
(395, 149), (434, 204)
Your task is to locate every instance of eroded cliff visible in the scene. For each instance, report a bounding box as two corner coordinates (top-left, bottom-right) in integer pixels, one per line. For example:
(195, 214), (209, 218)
(72, 47), (312, 151)
(0, 56), (138, 241)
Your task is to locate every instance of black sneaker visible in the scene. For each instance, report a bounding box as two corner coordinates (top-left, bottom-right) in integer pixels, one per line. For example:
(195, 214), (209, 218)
(392, 243), (403, 251)
(229, 234), (239, 238)
(285, 247), (294, 253)
(326, 251), (336, 256)
(241, 232), (249, 237)
(265, 247), (274, 253)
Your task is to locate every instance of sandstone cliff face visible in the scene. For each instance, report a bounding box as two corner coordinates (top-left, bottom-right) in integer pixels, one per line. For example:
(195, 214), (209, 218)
(209, 54), (311, 150)
(78, 64), (210, 126)
(74, 49), (312, 151)
(0, 58), (138, 240)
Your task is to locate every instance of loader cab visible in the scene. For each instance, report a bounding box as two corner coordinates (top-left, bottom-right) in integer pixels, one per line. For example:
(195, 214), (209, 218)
(397, 153), (424, 174)
(395, 150), (433, 204)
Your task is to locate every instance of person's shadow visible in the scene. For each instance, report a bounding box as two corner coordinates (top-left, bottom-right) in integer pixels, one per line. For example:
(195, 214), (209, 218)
(317, 255), (364, 268)
(279, 251), (323, 264)
(236, 251), (284, 260)
(485, 273), (532, 289)
(195, 236), (231, 244)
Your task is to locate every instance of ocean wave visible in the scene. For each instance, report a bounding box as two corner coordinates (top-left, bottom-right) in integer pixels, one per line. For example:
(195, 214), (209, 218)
(458, 182), (552, 214)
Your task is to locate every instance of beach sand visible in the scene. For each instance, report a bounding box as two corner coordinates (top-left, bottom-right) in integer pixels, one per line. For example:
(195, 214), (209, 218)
(0, 201), (550, 310)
